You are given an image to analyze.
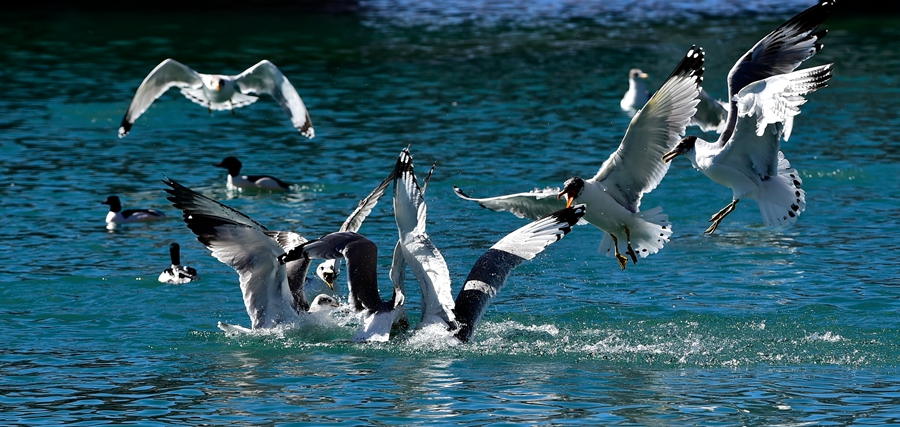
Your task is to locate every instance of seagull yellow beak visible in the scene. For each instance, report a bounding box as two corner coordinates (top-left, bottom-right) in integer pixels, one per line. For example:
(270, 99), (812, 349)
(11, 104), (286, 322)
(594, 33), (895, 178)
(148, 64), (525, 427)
(662, 148), (681, 163)
(557, 189), (575, 208)
(322, 271), (336, 291)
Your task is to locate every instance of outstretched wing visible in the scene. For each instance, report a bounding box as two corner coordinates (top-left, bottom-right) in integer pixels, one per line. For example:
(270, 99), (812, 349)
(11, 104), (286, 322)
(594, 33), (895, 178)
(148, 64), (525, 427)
(723, 64), (833, 179)
(340, 167), (396, 233)
(720, 0), (832, 144)
(592, 46), (704, 212)
(453, 185), (565, 221)
(392, 148), (456, 328)
(453, 204), (585, 343)
(235, 60), (314, 138)
(119, 59), (203, 137)
(163, 178), (297, 329)
(163, 177), (269, 231)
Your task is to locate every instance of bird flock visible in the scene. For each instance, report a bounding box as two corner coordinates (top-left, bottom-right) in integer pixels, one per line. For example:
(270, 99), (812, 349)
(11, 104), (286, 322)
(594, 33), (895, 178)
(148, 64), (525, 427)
(104, 0), (835, 344)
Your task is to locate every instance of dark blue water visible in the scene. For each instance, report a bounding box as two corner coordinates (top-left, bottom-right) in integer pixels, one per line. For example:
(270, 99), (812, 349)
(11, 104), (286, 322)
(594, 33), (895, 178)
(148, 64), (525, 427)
(3, 1), (900, 425)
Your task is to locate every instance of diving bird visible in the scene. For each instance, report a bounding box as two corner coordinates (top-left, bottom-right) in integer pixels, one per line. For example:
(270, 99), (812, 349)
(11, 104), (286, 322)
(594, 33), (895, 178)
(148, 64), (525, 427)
(455, 46), (705, 270)
(101, 195), (165, 228)
(118, 59), (314, 138)
(662, 0), (834, 234)
(158, 242), (199, 284)
(389, 147), (585, 342)
(622, 67), (728, 133)
(213, 156), (291, 191)
(163, 178), (334, 331)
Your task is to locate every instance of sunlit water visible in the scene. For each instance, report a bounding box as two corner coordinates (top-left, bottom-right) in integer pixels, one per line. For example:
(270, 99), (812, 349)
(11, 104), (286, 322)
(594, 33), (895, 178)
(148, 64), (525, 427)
(2, 2), (900, 425)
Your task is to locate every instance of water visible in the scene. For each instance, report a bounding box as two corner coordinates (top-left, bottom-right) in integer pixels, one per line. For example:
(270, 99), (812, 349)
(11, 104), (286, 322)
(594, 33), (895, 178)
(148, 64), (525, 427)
(2, 1), (900, 425)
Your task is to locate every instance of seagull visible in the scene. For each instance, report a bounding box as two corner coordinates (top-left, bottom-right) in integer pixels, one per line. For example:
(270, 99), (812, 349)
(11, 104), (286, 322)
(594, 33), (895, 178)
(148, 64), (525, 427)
(163, 178), (334, 331)
(391, 147), (585, 342)
(662, 0), (834, 234)
(101, 195), (165, 229)
(213, 156), (291, 191)
(622, 67), (728, 133)
(158, 242), (199, 284)
(620, 68), (651, 113)
(118, 59), (314, 138)
(455, 46), (705, 270)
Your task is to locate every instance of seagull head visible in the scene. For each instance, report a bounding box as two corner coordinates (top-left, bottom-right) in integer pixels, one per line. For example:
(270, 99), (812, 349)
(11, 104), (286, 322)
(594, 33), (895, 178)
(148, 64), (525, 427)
(308, 294), (340, 314)
(211, 77), (223, 91)
(316, 260), (337, 291)
(662, 136), (698, 163)
(558, 177), (585, 208)
(629, 68), (649, 81)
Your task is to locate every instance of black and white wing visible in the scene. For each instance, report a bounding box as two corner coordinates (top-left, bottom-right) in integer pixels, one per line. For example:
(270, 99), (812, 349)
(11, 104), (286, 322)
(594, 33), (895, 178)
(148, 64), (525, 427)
(119, 59), (204, 138)
(453, 185), (565, 221)
(292, 232), (386, 312)
(235, 60), (314, 138)
(392, 148), (456, 328)
(340, 168), (396, 233)
(690, 88), (729, 133)
(722, 64), (834, 178)
(592, 46), (704, 212)
(453, 204), (585, 343)
(163, 178), (298, 329)
(720, 0), (832, 143)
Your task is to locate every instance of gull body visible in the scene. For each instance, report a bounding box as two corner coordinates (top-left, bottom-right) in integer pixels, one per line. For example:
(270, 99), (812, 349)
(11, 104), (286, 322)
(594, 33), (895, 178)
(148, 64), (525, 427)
(663, 0), (834, 233)
(118, 59), (313, 138)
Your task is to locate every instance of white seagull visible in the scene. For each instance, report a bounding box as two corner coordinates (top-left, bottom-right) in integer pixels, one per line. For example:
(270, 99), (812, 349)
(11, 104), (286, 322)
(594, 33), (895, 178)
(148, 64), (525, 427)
(455, 46), (705, 270)
(163, 178), (337, 332)
(621, 67), (728, 133)
(662, 0), (834, 234)
(620, 68), (651, 113)
(101, 195), (165, 229)
(158, 242), (199, 284)
(213, 156), (292, 191)
(118, 59), (314, 138)
(390, 148), (585, 342)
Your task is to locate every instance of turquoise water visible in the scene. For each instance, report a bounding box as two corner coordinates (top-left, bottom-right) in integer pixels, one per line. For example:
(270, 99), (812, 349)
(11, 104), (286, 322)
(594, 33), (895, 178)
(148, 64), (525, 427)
(3, 2), (900, 425)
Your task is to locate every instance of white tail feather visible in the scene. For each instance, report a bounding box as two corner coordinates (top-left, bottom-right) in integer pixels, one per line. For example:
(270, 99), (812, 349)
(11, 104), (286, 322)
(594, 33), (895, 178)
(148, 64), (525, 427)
(597, 206), (672, 259)
(756, 152), (806, 227)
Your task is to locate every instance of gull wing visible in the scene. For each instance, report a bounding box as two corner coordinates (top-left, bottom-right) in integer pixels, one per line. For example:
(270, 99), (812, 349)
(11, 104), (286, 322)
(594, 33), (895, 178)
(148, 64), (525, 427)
(720, 0), (832, 143)
(295, 232), (386, 313)
(690, 88), (729, 133)
(453, 185), (564, 221)
(235, 60), (314, 138)
(734, 64), (833, 142)
(453, 204), (585, 343)
(163, 178), (297, 329)
(392, 148), (456, 328)
(723, 64), (833, 178)
(340, 167), (396, 233)
(592, 46), (704, 212)
(119, 59), (203, 137)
